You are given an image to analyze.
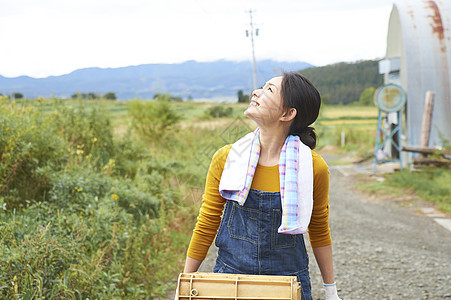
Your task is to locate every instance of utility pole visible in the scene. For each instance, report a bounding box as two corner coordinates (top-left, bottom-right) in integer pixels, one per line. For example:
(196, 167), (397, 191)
(246, 10), (258, 91)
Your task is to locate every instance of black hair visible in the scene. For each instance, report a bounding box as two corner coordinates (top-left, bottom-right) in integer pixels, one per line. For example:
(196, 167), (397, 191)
(281, 71), (321, 149)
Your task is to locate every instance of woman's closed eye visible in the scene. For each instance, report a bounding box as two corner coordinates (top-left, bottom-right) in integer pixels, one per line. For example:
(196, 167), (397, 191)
(260, 85), (273, 93)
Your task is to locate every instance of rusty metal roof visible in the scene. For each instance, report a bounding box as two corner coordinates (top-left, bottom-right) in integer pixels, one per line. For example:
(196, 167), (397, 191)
(386, 0), (451, 147)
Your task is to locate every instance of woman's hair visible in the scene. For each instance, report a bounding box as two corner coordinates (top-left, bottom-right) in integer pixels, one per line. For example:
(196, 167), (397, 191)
(281, 71), (321, 149)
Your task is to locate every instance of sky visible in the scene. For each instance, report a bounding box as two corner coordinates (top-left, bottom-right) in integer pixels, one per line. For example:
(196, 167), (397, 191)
(0, 0), (395, 78)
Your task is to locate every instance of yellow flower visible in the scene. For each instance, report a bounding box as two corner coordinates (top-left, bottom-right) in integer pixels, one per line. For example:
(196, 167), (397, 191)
(75, 187), (83, 192)
(14, 276), (18, 294)
(111, 194), (119, 200)
(92, 137), (98, 143)
(76, 149), (84, 155)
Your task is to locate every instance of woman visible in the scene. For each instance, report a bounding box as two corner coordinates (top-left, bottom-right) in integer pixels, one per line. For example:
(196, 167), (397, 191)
(183, 72), (341, 300)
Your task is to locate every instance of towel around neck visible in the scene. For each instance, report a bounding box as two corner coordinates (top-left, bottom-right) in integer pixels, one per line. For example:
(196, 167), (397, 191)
(219, 129), (313, 234)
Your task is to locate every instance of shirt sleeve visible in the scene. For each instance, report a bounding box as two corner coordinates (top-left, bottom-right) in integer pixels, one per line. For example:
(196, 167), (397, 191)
(307, 152), (332, 247)
(186, 145), (231, 261)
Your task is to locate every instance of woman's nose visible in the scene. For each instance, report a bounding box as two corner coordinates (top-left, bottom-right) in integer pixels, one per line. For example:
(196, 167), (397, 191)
(252, 89), (261, 98)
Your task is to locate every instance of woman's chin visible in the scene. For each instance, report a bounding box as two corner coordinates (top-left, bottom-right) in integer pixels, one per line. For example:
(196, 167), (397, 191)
(244, 109), (262, 124)
(244, 108), (255, 119)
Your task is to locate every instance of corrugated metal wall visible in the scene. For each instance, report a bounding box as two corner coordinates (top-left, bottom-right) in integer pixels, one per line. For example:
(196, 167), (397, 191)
(386, 0), (451, 147)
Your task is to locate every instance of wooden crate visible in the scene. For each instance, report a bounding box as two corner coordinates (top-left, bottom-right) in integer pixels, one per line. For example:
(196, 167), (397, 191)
(176, 272), (302, 300)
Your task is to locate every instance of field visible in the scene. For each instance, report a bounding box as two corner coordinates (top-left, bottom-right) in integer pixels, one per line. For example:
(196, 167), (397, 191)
(1, 98), (448, 299)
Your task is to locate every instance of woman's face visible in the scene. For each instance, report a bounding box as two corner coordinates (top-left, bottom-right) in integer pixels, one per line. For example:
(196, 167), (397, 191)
(244, 76), (284, 125)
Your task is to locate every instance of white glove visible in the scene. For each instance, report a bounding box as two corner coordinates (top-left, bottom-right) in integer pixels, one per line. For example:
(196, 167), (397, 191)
(324, 282), (342, 300)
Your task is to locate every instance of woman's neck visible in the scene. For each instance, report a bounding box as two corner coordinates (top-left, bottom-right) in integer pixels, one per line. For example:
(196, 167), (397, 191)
(258, 126), (289, 166)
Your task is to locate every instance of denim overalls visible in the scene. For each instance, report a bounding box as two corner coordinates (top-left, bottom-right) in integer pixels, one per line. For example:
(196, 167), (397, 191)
(213, 189), (312, 300)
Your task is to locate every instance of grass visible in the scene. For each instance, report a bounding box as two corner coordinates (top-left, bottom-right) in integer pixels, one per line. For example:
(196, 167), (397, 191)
(357, 167), (451, 213)
(320, 105), (378, 119)
(320, 119), (377, 126)
(387, 167), (451, 213)
(358, 180), (405, 197)
(172, 102), (248, 123)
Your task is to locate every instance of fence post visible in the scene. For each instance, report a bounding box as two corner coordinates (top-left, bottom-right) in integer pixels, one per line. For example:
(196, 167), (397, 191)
(419, 91), (435, 158)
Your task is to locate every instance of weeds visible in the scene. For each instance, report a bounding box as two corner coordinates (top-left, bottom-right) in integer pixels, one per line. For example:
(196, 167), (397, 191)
(386, 167), (451, 212)
(0, 99), (203, 299)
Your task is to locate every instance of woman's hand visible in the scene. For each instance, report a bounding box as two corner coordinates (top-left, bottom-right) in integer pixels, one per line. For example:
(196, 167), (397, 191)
(323, 282), (342, 300)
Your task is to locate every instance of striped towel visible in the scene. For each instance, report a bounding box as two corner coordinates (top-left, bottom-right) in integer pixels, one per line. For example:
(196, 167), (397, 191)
(219, 129), (313, 234)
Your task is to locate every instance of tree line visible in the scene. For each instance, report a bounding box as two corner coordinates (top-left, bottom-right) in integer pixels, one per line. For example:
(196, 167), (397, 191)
(0, 92), (118, 100)
(71, 92), (117, 100)
(299, 60), (383, 105)
(236, 60), (383, 105)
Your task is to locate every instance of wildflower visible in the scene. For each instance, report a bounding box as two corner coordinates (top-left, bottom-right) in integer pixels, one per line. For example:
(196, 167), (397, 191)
(92, 137), (98, 143)
(107, 159), (115, 167)
(111, 194), (119, 200)
(76, 149), (84, 155)
(75, 187), (83, 192)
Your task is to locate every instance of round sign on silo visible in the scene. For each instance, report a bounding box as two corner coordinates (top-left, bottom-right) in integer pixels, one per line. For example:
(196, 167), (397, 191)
(375, 84), (406, 112)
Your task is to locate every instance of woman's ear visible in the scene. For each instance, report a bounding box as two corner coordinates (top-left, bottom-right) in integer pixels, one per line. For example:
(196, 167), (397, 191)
(280, 108), (297, 122)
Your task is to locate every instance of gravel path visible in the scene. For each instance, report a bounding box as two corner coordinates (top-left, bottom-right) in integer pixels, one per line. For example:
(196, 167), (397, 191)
(174, 162), (451, 299)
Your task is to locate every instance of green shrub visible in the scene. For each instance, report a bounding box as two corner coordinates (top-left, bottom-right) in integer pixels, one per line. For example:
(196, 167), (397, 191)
(47, 166), (165, 221)
(0, 196), (194, 299)
(113, 179), (160, 220)
(0, 221), (82, 299)
(118, 204), (194, 298)
(51, 101), (115, 168)
(113, 136), (150, 179)
(128, 96), (180, 143)
(47, 168), (113, 212)
(205, 105), (233, 118)
(0, 103), (66, 208)
(0, 99), (240, 299)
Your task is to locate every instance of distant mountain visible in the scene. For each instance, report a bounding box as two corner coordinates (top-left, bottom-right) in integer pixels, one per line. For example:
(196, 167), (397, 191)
(0, 60), (313, 101)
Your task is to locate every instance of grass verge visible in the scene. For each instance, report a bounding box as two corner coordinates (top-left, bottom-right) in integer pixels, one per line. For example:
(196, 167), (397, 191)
(358, 167), (451, 213)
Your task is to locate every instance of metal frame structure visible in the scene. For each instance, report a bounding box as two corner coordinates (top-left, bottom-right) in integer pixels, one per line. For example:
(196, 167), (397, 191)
(373, 109), (403, 172)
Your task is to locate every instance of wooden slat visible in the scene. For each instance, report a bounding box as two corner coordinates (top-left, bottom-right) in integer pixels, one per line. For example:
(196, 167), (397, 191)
(402, 145), (451, 156)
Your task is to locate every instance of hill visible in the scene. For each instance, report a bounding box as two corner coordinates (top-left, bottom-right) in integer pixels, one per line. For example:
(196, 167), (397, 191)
(0, 60), (313, 101)
(299, 60), (383, 105)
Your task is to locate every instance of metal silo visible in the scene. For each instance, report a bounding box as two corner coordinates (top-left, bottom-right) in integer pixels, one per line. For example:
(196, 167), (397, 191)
(381, 0), (451, 150)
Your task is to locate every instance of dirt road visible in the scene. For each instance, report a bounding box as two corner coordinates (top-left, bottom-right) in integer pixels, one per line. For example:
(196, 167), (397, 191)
(175, 161), (451, 299)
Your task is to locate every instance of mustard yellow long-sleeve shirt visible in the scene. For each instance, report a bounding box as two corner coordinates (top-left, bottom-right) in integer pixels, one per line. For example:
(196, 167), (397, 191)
(187, 144), (331, 261)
